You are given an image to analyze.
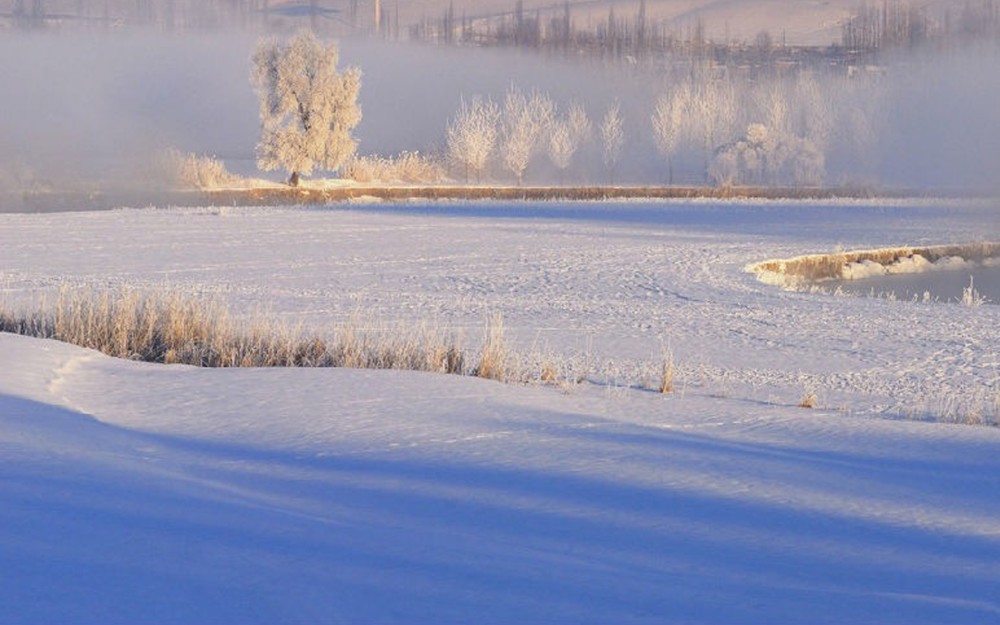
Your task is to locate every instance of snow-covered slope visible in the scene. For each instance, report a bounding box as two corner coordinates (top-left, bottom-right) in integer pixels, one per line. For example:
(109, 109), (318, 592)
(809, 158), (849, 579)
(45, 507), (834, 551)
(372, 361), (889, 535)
(3, 330), (1000, 624)
(2, 200), (1000, 622)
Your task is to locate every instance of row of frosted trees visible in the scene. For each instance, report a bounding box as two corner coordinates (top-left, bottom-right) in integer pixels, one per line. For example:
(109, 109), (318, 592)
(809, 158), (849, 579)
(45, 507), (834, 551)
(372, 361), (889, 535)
(443, 70), (885, 188)
(445, 89), (625, 185)
(243, 31), (886, 189)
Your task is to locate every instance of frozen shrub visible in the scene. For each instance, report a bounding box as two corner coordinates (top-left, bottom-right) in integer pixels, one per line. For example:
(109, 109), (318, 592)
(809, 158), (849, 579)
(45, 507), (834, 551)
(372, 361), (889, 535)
(344, 151), (446, 184)
(156, 149), (239, 190)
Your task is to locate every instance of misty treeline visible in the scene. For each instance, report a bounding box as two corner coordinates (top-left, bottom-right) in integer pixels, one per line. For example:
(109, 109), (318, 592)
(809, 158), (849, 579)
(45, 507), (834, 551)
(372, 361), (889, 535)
(842, 0), (1000, 52)
(411, 0), (733, 61)
(410, 0), (1000, 66)
(380, 67), (881, 188)
(4, 0), (287, 31)
(3, 0), (398, 35)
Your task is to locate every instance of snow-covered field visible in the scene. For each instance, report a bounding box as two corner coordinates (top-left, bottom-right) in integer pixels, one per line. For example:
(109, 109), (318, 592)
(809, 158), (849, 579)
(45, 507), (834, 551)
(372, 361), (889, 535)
(2, 199), (1000, 623)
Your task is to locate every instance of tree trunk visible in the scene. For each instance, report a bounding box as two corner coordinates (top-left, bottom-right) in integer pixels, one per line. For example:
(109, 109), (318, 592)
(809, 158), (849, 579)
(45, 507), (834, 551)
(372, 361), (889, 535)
(289, 172), (300, 187)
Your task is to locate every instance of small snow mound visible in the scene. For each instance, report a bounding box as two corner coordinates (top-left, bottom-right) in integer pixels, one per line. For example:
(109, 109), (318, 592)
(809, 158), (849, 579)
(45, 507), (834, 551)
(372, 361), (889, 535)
(884, 254), (934, 274)
(842, 254), (972, 280)
(842, 258), (887, 279)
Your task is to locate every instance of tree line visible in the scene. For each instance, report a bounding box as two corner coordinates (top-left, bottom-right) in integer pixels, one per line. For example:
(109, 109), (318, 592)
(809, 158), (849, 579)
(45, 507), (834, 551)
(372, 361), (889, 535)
(409, 0), (1000, 70)
(249, 31), (886, 189)
(441, 71), (872, 188)
(842, 0), (1000, 53)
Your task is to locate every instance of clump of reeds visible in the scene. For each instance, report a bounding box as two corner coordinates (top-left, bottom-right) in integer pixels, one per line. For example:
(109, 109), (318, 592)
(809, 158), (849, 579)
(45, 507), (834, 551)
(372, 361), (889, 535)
(0, 288), (468, 374)
(474, 312), (509, 382)
(658, 353), (675, 394)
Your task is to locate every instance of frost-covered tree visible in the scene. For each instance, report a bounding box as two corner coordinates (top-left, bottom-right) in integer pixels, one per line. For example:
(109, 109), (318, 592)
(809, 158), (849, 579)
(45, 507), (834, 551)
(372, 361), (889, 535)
(251, 30), (362, 186)
(499, 87), (555, 185)
(567, 102), (593, 146)
(600, 100), (624, 184)
(689, 80), (737, 179)
(547, 121), (575, 177)
(446, 96), (501, 183)
(793, 74), (834, 156)
(709, 123), (824, 187)
(651, 86), (689, 183)
(546, 102), (591, 181)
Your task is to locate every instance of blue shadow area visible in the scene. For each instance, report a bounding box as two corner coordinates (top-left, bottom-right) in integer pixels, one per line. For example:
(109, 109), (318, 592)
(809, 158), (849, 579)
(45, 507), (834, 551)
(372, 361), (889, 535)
(3, 392), (999, 624)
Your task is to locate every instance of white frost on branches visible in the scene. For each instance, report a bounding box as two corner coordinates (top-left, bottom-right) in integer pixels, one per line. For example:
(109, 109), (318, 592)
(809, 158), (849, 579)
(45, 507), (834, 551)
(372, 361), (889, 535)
(547, 102), (591, 179)
(446, 96), (501, 183)
(651, 86), (689, 183)
(600, 100), (624, 184)
(499, 87), (555, 185)
(709, 123), (825, 187)
(251, 30), (362, 184)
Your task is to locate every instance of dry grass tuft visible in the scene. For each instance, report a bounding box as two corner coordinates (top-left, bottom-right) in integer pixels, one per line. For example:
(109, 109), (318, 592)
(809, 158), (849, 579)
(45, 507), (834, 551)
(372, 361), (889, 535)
(540, 361), (560, 385)
(658, 354), (675, 394)
(474, 312), (510, 382)
(798, 391), (818, 409)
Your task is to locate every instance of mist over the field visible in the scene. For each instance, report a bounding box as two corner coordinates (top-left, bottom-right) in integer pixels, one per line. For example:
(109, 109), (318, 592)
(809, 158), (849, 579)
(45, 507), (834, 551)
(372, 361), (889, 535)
(0, 29), (998, 191)
(877, 45), (1000, 190)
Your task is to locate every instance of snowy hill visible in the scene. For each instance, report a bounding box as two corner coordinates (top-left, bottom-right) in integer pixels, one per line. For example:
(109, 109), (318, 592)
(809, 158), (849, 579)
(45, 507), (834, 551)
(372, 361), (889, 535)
(3, 330), (1000, 623)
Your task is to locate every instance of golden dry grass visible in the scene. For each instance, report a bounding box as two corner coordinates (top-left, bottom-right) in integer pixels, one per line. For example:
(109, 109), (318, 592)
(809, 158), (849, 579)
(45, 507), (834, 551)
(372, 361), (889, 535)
(474, 312), (509, 382)
(658, 355), (675, 394)
(798, 392), (818, 409)
(0, 288), (468, 373)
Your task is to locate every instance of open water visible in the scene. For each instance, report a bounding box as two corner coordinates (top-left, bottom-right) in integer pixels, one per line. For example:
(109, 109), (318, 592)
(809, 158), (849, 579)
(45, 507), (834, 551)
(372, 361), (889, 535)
(829, 264), (1000, 305)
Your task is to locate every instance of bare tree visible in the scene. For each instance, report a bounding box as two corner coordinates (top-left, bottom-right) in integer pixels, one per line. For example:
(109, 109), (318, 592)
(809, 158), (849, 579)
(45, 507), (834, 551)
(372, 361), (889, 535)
(499, 87), (555, 185)
(251, 30), (362, 186)
(446, 96), (501, 183)
(600, 100), (624, 184)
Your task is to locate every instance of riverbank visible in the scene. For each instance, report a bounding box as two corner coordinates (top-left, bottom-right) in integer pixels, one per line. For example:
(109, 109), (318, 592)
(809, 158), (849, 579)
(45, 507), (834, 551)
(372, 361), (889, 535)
(5, 184), (990, 213)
